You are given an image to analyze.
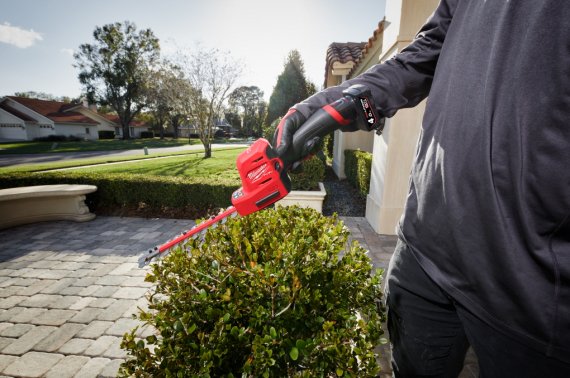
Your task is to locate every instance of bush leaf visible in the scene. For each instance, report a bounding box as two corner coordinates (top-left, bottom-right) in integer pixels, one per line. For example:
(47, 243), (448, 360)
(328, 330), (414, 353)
(289, 347), (299, 361)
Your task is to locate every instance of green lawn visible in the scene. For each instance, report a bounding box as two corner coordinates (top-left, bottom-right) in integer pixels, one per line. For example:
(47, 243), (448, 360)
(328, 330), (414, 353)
(65, 148), (245, 180)
(0, 138), (202, 155)
(0, 146), (244, 174)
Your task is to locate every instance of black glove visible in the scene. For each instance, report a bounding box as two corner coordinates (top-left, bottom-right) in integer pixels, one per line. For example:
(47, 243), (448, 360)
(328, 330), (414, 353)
(272, 109), (306, 168)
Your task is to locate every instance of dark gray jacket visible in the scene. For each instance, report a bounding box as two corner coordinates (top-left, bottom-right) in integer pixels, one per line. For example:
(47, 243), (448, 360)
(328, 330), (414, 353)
(297, 0), (570, 361)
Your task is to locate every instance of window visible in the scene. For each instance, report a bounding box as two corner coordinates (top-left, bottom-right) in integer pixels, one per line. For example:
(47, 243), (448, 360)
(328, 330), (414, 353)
(85, 127), (90, 134)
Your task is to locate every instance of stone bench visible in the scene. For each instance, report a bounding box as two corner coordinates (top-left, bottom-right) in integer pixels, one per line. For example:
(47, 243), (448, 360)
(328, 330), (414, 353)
(0, 184), (97, 229)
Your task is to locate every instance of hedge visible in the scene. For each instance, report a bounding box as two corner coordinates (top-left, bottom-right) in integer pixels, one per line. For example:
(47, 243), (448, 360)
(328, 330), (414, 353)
(0, 154), (324, 217)
(140, 131), (154, 139)
(344, 149), (372, 197)
(98, 130), (115, 139)
(33, 135), (83, 142)
(120, 206), (385, 377)
(289, 155), (325, 191)
(0, 171), (240, 216)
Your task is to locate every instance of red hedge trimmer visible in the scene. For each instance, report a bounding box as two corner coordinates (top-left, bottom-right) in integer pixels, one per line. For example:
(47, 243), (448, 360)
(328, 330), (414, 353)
(138, 85), (383, 267)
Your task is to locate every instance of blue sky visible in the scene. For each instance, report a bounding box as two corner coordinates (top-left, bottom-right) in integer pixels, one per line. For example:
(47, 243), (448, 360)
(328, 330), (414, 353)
(0, 0), (386, 101)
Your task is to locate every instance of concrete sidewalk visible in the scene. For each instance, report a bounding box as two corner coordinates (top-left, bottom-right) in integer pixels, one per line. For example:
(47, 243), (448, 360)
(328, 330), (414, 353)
(0, 216), (477, 377)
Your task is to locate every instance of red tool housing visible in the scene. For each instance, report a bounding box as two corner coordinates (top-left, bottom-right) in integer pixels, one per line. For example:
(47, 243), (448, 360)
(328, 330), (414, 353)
(231, 138), (291, 216)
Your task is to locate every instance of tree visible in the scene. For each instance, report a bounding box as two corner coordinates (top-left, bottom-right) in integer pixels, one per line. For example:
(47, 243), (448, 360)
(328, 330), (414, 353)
(266, 50), (317, 126)
(228, 86), (266, 137)
(254, 101), (268, 137)
(224, 111), (241, 134)
(177, 47), (241, 158)
(13, 91), (79, 103)
(146, 62), (188, 139)
(74, 21), (160, 139)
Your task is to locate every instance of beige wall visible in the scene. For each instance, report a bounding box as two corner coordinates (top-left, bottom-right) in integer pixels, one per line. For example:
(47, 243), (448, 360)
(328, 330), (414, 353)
(365, 0), (438, 234)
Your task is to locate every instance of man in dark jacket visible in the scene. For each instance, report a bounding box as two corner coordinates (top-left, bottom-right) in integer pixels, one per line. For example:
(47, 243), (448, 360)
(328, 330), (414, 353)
(274, 1), (570, 376)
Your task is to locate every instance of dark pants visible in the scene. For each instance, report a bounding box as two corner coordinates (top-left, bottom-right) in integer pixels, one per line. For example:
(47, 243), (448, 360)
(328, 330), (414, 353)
(385, 238), (570, 378)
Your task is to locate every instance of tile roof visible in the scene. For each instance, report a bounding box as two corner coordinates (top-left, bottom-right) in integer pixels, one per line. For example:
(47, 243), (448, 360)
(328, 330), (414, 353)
(323, 19), (388, 85)
(6, 97), (99, 125)
(326, 42), (366, 66)
(325, 42), (366, 79)
(103, 114), (147, 127)
(348, 19), (388, 78)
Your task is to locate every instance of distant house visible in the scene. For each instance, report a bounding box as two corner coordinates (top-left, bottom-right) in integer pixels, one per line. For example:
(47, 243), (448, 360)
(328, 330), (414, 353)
(102, 114), (150, 139)
(0, 96), (150, 141)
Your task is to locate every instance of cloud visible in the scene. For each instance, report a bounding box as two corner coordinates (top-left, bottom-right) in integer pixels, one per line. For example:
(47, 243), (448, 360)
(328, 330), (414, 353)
(0, 22), (43, 48)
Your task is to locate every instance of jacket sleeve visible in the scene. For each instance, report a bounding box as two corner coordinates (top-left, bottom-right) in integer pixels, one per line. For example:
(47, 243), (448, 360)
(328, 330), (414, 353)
(295, 0), (459, 119)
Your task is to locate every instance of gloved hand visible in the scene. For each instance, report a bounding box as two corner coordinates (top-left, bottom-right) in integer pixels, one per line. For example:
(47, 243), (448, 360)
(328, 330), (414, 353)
(272, 108), (306, 168)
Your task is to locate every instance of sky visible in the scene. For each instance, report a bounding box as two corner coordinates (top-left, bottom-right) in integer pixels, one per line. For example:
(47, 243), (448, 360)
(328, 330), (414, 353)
(0, 0), (386, 102)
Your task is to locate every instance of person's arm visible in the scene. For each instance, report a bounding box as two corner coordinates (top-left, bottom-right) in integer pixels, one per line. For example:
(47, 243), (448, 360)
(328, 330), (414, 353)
(295, 0), (459, 119)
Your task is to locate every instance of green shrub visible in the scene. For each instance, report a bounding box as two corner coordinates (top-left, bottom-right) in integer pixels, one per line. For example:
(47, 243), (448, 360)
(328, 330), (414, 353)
(344, 150), (372, 197)
(120, 206), (385, 377)
(0, 171), (239, 216)
(289, 155), (325, 191)
(140, 131), (154, 139)
(98, 130), (115, 139)
(263, 117), (281, 141)
(33, 135), (83, 142)
(322, 133), (334, 161)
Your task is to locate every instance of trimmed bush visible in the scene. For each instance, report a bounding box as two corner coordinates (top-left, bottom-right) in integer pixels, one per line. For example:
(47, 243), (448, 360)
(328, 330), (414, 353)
(289, 155), (325, 191)
(0, 171), (240, 216)
(98, 130), (115, 139)
(33, 135), (83, 142)
(344, 150), (372, 197)
(120, 206), (385, 377)
(140, 131), (154, 139)
(323, 133), (334, 161)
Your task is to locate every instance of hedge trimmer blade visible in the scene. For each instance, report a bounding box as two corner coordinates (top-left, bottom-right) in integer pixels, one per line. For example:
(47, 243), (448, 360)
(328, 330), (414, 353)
(138, 206), (238, 267)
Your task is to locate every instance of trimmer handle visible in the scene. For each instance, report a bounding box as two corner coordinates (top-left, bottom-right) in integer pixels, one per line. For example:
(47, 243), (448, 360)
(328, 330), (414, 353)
(291, 84), (384, 159)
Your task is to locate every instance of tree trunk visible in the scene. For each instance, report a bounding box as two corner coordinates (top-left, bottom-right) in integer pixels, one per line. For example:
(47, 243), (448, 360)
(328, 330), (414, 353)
(172, 118), (179, 139)
(122, 124), (130, 139)
(204, 143), (212, 158)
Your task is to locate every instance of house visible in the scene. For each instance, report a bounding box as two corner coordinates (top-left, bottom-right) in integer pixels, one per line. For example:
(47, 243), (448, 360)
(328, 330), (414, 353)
(325, 0), (439, 235)
(0, 96), (150, 141)
(102, 114), (150, 139)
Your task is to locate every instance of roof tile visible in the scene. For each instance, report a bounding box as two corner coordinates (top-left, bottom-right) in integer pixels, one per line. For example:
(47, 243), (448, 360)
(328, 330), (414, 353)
(348, 19), (388, 78)
(6, 97), (99, 125)
(103, 114), (147, 127)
